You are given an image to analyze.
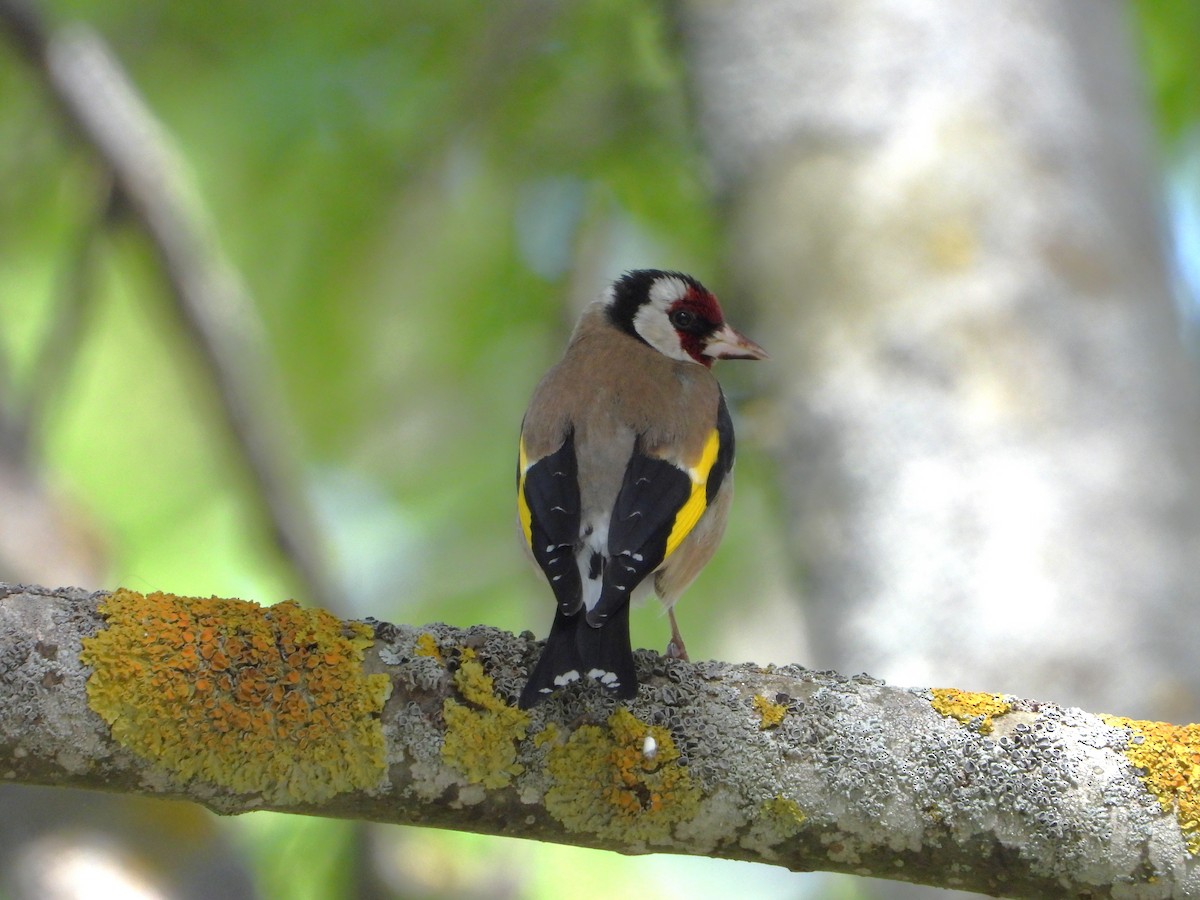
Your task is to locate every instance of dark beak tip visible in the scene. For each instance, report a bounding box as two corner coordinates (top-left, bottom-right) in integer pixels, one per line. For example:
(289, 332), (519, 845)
(706, 324), (768, 362)
(744, 344), (769, 361)
(722, 351), (768, 361)
(729, 341), (769, 362)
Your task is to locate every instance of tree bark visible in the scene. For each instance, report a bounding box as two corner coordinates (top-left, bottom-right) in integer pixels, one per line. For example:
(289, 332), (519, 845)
(2, 582), (1198, 898)
(678, 0), (1200, 726)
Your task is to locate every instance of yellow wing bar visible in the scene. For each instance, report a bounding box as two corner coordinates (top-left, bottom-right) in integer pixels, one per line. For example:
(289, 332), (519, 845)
(664, 428), (720, 558)
(517, 439), (533, 547)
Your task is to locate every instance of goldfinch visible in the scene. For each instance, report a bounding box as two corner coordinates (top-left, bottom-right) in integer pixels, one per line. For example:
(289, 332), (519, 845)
(517, 270), (766, 708)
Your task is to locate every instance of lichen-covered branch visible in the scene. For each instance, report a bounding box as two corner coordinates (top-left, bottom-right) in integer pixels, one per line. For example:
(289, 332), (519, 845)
(0, 582), (1196, 898)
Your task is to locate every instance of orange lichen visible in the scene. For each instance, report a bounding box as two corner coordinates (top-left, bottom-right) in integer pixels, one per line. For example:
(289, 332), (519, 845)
(930, 688), (1011, 735)
(440, 649), (530, 789)
(79, 588), (391, 804)
(544, 707), (699, 843)
(753, 694), (787, 730)
(1102, 716), (1200, 855)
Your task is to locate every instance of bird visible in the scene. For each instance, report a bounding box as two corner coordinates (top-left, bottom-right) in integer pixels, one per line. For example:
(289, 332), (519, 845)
(516, 269), (767, 708)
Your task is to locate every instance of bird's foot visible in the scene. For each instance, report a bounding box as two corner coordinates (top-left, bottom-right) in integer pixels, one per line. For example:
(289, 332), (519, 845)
(666, 608), (689, 661)
(666, 638), (690, 661)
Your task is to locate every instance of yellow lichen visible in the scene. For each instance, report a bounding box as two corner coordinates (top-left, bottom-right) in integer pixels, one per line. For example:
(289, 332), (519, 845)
(533, 723), (560, 748)
(753, 694), (787, 730)
(1102, 716), (1200, 855)
(79, 588), (391, 804)
(760, 796), (807, 838)
(741, 795), (808, 855)
(414, 632), (442, 662)
(440, 649), (530, 789)
(544, 707), (700, 843)
(930, 688), (1011, 735)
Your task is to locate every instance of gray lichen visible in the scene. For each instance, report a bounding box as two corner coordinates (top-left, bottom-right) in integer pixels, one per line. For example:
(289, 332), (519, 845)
(2, 583), (1198, 897)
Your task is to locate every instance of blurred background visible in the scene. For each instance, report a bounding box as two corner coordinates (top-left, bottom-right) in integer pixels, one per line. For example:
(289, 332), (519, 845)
(1, 1), (1198, 898)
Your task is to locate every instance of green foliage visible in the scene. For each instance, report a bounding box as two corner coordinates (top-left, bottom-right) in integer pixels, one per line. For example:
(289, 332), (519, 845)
(1131, 0), (1200, 145)
(1, 0), (731, 628)
(238, 813), (356, 900)
(0, 3), (752, 897)
(5, 1), (1198, 898)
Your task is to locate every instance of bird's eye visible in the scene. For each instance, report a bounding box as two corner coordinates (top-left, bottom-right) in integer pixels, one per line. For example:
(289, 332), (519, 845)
(669, 309), (697, 330)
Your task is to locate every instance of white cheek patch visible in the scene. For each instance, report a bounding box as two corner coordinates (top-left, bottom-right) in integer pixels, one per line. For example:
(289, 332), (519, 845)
(633, 297), (692, 362)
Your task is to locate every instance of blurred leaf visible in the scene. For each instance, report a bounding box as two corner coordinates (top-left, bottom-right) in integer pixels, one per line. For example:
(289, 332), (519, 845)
(1131, 0), (1200, 144)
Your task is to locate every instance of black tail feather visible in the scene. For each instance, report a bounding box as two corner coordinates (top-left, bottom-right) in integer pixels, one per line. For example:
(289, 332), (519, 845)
(519, 604), (637, 708)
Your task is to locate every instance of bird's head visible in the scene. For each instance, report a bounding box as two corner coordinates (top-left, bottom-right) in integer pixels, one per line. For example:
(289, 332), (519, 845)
(604, 269), (768, 368)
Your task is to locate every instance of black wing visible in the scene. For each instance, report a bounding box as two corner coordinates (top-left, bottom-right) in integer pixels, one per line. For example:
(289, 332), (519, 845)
(587, 392), (735, 627)
(519, 602), (637, 708)
(519, 427), (582, 613)
(708, 390), (735, 503)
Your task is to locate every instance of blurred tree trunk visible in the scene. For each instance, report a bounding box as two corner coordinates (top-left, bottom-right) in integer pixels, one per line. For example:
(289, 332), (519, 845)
(678, 0), (1200, 733)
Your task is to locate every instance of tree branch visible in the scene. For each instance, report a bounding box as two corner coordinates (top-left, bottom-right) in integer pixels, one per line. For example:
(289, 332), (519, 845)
(0, 582), (1195, 898)
(10, 171), (113, 464)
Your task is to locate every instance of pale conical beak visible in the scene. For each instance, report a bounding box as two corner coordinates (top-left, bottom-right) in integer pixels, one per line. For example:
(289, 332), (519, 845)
(703, 323), (769, 361)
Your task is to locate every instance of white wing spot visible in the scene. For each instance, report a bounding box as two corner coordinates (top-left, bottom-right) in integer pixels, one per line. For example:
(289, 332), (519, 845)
(585, 668), (620, 687)
(553, 670), (581, 687)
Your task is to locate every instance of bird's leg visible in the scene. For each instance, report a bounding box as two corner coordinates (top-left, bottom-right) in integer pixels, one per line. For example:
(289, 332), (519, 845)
(666, 607), (689, 661)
